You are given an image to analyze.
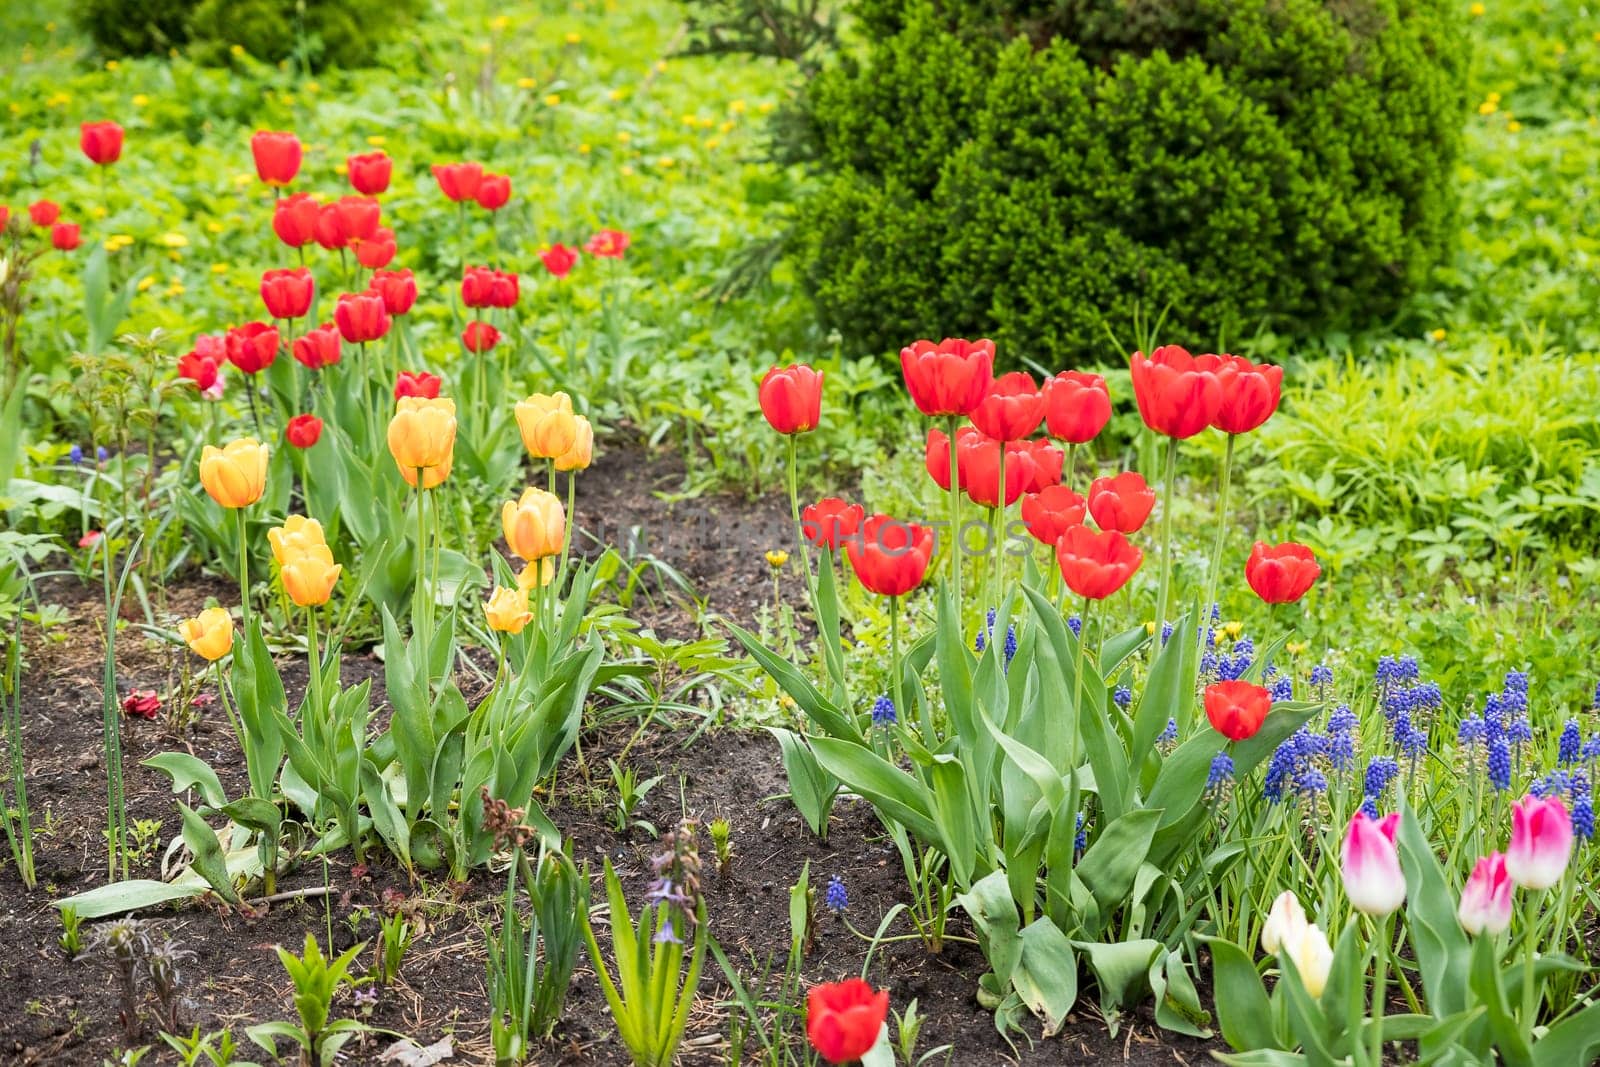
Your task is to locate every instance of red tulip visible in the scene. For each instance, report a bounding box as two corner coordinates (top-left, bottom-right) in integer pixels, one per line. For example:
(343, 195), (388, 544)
(1130, 346), (1222, 439)
(1020, 485), (1086, 547)
(273, 192), (320, 248)
(314, 203), (351, 251)
(28, 200), (60, 227)
(432, 161), (483, 202)
(334, 290), (390, 344)
(1245, 541), (1320, 604)
(395, 370), (442, 399)
(1205, 680), (1271, 741)
(806, 979), (890, 1065)
(371, 269), (417, 315)
(970, 371), (1045, 442)
(0, 206), (9, 230)
(488, 270), (520, 309)
(541, 243), (579, 277)
(251, 130), (302, 186)
(899, 337), (994, 417)
(759, 364), (823, 435)
(961, 434), (1034, 509)
(802, 498), (865, 552)
(178, 348), (221, 391)
(354, 226), (396, 269)
(333, 196), (380, 243)
(80, 120), (124, 166)
(1087, 471), (1156, 534)
(50, 222), (81, 251)
(476, 173), (511, 211)
(121, 690), (162, 720)
(585, 229), (630, 258)
(1056, 525), (1142, 600)
(261, 267), (314, 320)
(292, 323), (342, 370)
(1212, 354), (1283, 435)
(1017, 437), (1062, 492)
(346, 150), (392, 195)
(462, 321), (501, 353)
(1043, 370), (1112, 444)
(846, 515), (933, 598)
(461, 265), (496, 308)
(225, 322), (280, 375)
(924, 428), (957, 491)
(286, 413), (323, 449)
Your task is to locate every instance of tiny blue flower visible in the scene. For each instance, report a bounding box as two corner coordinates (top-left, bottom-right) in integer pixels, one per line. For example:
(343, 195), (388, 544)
(1206, 751), (1234, 791)
(1559, 719), (1582, 766)
(1359, 796), (1380, 820)
(1074, 811), (1088, 854)
(1113, 686), (1132, 708)
(1160, 621), (1174, 645)
(652, 917), (681, 944)
(1157, 718), (1177, 744)
(1573, 795), (1595, 841)
(1364, 756), (1400, 799)
(96, 445), (109, 462)
(1310, 663), (1334, 689)
(69, 444), (84, 465)
(825, 876), (848, 913)
(1067, 615), (1082, 637)
(1487, 735), (1512, 792)
(1297, 767), (1328, 796)
(1507, 715), (1533, 748)
(871, 695), (896, 727)
(1457, 715), (1485, 748)
(1270, 675), (1293, 702)
(1003, 625), (1017, 664)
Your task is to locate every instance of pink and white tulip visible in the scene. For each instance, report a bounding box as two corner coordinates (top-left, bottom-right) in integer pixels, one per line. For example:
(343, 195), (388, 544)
(1505, 794), (1573, 891)
(1457, 851), (1513, 936)
(1341, 811), (1406, 916)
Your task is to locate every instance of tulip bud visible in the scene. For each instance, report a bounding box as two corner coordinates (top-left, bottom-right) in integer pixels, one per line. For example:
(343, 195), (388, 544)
(178, 606), (234, 661)
(280, 543), (341, 607)
(1341, 811), (1406, 916)
(1457, 852), (1513, 936)
(484, 586), (534, 634)
(1505, 794), (1573, 891)
(514, 392), (578, 459)
(501, 487), (565, 562)
(199, 438), (269, 509)
(555, 416), (593, 472)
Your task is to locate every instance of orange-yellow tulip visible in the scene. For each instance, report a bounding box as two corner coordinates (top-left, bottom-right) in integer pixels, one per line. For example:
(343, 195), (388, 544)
(502, 487), (565, 561)
(484, 586), (534, 634)
(280, 543), (341, 607)
(199, 438), (268, 508)
(387, 396), (457, 488)
(514, 392), (577, 459)
(178, 606), (234, 661)
(554, 415), (593, 472)
(267, 515), (327, 565)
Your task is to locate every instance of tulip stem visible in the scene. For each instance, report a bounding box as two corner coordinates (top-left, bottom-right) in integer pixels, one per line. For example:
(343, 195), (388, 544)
(1520, 890), (1541, 1029)
(1203, 433), (1236, 620)
(1065, 442), (1078, 489)
(414, 479), (429, 644)
(785, 434), (826, 684)
(306, 606), (324, 724)
(213, 660), (245, 761)
(1065, 595), (1091, 839)
(889, 595), (903, 736)
(557, 470), (576, 599)
(1370, 913), (1392, 1067)
(993, 444), (1007, 623)
(236, 508), (251, 633)
(945, 415), (962, 623)
(1153, 436), (1179, 632)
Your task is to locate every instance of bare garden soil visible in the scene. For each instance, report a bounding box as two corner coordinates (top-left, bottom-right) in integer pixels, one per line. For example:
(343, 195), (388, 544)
(0, 448), (1220, 1066)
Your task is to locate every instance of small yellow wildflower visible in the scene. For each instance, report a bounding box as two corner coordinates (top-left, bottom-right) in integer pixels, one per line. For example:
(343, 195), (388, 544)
(616, 131), (632, 144)
(578, 143), (591, 154)
(490, 14), (510, 30)
(104, 234), (134, 252)
(1219, 620), (1245, 641)
(620, 164), (635, 176)
(211, 263), (229, 275)
(1144, 620), (1158, 636)
(1285, 641), (1308, 656)
(1430, 328), (1447, 342)
(46, 92), (70, 108)
(704, 138), (721, 150)
(105, 59), (119, 70)
(131, 93), (149, 107)
(306, 81), (320, 93)
(1477, 100), (1497, 115)
(655, 60), (667, 73)
(158, 232), (188, 249)
(89, 205), (107, 219)
(517, 77), (536, 89)
(232, 173), (254, 187)
(565, 31), (581, 45)
(205, 221), (224, 234)
(1469, 2), (1484, 14)
(165, 283), (185, 298)
(1487, 91), (1501, 103)
(1507, 120), (1522, 133)
(334, 163), (349, 176)
(136, 275), (157, 292)
(765, 550), (789, 568)
(365, 135), (386, 147)
(609, 88), (626, 101)
(230, 44), (246, 57)
(729, 99), (746, 114)
(757, 101), (774, 113)
(719, 119), (735, 134)
(657, 156), (675, 168)
(544, 94), (561, 107)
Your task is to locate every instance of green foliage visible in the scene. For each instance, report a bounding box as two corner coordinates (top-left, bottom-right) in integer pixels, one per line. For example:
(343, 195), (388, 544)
(74, 0), (422, 69)
(787, 0), (1469, 364)
(247, 934), (369, 1067)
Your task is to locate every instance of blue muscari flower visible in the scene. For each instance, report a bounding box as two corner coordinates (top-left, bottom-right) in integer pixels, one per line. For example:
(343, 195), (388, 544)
(1533, 770), (1571, 799)
(1559, 719), (1582, 766)
(1328, 705), (1358, 734)
(1264, 742), (1296, 802)
(871, 695), (896, 727)
(1593, 679), (1600, 710)
(1199, 650), (1220, 679)
(1364, 756), (1399, 799)
(1326, 705), (1358, 772)
(1160, 621), (1174, 645)
(1297, 767), (1328, 796)
(1572, 770), (1592, 801)
(1206, 751), (1234, 791)
(96, 445), (109, 462)
(1157, 718), (1177, 744)
(825, 875), (848, 912)
(1508, 715), (1532, 748)
(1487, 735), (1512, 792)
(1574, 794), (1595, 841)
(1584, 734), (1600, 761)
(1217, 653), (1250, 682)
(1310, 663), (1334, 689)
(1292, 726), (1328, 762)
(69, 443), (84, 465)
(976, 608), (995, 653)
(1113, 686), (1132, 708)
(1067, 616), (1082, 637)
(1458, 714), (1485, 748)
(1209, 603), (1222, 623)
(1074, 812), (1087, 854)
(1504, 669), (1529, 694)
(1270, 675), (1293, 702)
(1359, 796), (1380, 820)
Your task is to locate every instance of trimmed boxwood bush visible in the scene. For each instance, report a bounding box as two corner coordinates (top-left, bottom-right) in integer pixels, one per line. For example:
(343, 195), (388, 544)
(788, 0), (1469, 363)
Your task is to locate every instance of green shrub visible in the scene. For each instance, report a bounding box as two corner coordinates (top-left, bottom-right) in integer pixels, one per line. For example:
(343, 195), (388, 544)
(72, 0), (422, 69)
(788, 0), (1470, 363)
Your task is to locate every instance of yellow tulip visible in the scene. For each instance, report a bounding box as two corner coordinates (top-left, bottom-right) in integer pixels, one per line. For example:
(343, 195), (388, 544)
(199, 438), (268, 508)
(267, 515), (327, 565)
(178, 606), (234, 661)
(484, 586), (534, 634)
(554, 415), (593, 472)
(514, 392), (577, 459)
(387, 397), (457, 487)
(501, 487), (565, 561)
(516, 557), (556, 590)
(280, 543), (342, 607)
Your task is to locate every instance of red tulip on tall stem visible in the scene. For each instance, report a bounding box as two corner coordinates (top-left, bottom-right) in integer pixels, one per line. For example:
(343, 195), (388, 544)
(1203, 354), (1283, 612)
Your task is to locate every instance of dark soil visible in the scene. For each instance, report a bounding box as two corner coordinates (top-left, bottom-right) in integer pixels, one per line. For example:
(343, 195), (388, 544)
(0, 454), (1219, 1066)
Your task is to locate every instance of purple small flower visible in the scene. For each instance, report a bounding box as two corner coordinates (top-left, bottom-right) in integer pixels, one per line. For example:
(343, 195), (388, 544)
(1270, 675), (1293, 702)
(871, 695), (896, 728)
(1113, 686), (1132, 708)
(1559, 719), (1582, 766)
(825, 876), (847, 913)
(1206, 751), (1234, 791)
(1310, 663), (1333, 689)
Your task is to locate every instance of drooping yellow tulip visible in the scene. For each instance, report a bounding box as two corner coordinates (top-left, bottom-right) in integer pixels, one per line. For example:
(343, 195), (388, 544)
(387, 396), (457, 488)
(280, 543), (342, 607)
(554, 415), (593, 472)
(514, 392), (577, 459)
(516, 557), (556, 590)
(484, 585), (534, 634)
(178, 606), (234, 661)
(501, 487), (565, 561)
(267, 515), (327, 565)
(199, 438), (268, 508)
